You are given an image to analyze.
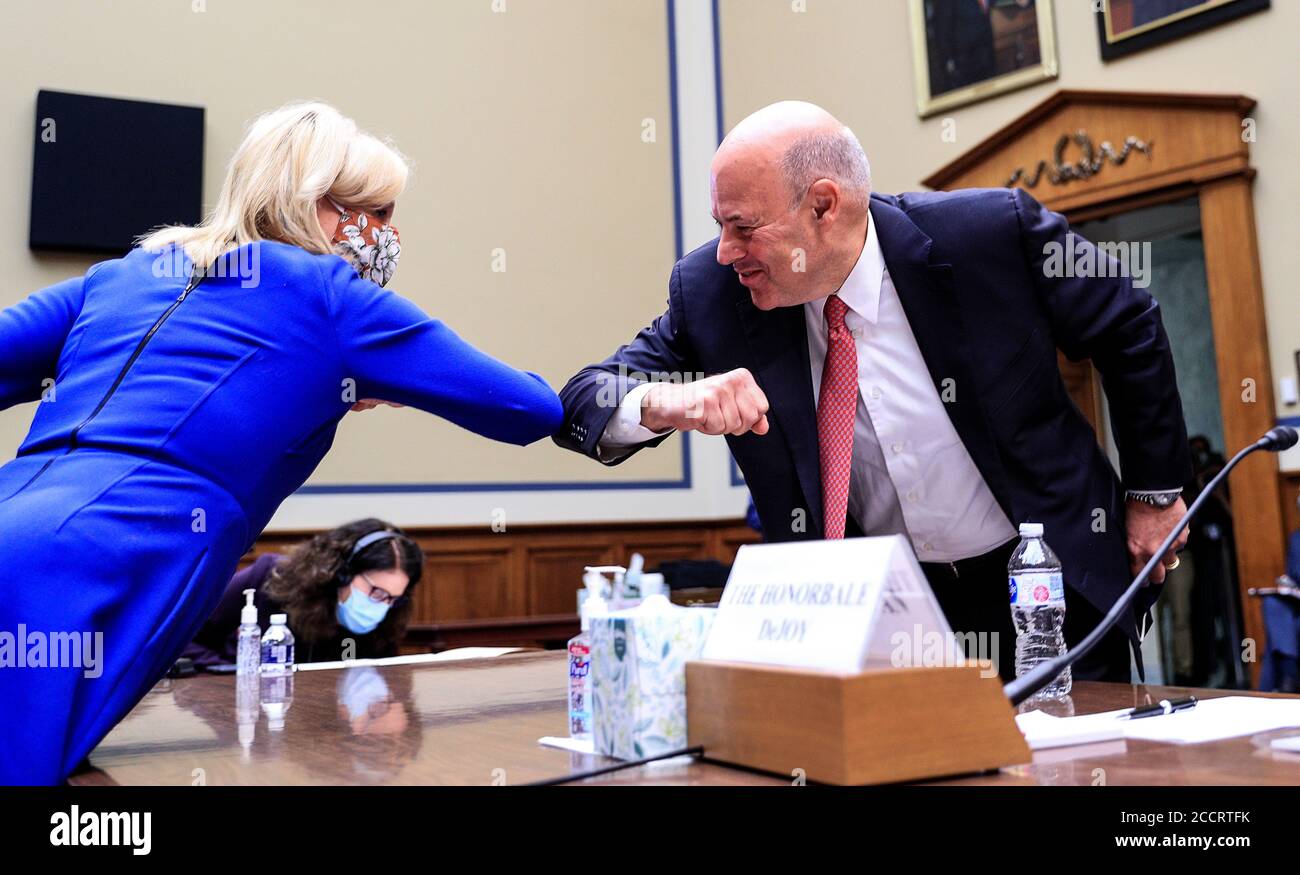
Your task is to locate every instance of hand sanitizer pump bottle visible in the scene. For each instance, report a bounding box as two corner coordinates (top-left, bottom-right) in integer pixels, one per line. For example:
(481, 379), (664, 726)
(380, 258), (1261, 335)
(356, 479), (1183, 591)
(236, 588), (261, 677)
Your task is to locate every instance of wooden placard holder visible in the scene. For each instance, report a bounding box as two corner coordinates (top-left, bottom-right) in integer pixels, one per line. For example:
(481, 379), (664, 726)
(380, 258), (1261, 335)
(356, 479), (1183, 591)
(686, 659), (1030, 785)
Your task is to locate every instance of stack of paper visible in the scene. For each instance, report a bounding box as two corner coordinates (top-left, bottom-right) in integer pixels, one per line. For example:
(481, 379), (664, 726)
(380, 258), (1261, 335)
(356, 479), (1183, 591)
(1117, 696), (1300, 744)
(1016, 695), (1300, 749)
(294, 647), (525, 672)
(1015, 709), (1124, 750)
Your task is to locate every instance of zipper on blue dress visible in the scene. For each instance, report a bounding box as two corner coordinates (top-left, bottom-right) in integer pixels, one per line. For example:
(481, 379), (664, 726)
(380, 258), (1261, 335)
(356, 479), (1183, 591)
(18, 267), (211, 492)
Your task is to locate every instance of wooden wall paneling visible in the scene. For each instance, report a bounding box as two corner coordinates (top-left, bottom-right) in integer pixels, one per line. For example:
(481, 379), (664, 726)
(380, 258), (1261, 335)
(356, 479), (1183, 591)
(419, 548), (517, 623)
(526, 543), (618, 616)
(610, 532), (715, 569)
(712, 524), (763, 560)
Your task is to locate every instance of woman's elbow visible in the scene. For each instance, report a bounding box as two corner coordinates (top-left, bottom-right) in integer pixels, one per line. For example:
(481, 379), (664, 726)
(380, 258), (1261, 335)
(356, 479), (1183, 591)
(505, 373), (564, 446)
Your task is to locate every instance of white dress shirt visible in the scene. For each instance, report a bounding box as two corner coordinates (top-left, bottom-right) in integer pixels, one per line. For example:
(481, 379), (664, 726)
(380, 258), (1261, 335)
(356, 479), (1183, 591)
(803, 212), (1016, 561)
(601, 213), (1017, 562)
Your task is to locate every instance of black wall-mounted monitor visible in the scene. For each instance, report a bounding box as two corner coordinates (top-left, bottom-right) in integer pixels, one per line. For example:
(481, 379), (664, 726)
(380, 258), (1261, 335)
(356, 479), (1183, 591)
(29, 90), (204, 255)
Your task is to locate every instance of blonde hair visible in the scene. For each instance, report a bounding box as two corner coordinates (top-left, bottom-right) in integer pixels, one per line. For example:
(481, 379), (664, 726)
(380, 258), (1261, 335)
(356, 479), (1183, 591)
(140, 101), (410, 269)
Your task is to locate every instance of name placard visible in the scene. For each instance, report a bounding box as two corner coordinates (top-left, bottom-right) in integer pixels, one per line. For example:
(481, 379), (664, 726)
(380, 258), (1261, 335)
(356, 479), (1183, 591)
(700, 536), (953, 673)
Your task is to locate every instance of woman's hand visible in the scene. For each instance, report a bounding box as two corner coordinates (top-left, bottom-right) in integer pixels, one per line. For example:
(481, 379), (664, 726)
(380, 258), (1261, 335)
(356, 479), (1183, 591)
(350, 399), (406, 413)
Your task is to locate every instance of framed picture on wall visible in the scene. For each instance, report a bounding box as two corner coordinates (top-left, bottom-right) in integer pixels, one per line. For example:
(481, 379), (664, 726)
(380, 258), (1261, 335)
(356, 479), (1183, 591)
(1096, 0), (1270, 61)
(910, 0), (1058, 118)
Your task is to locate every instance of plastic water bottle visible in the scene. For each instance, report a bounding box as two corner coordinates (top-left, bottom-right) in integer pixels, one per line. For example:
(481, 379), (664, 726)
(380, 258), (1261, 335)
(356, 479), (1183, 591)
(259, 613), (295, 677)
(259, 671), (294, 732)
(1008, 522), (1071, 699)
(235, 588), (261, 677)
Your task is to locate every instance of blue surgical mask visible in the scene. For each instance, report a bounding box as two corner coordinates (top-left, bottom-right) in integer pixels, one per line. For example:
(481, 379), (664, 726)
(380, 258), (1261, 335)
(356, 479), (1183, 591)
(337, 667), (391, 720)
(336, 586), (391, 635)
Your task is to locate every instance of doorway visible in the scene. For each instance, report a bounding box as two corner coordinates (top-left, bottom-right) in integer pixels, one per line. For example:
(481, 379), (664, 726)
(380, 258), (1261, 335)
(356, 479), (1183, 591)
(1074, 198), (1246, 688)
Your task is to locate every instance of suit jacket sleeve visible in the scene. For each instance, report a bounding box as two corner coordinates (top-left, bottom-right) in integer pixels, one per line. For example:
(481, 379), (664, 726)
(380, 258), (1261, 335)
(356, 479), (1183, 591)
(1011, 188), (1192, 492)
(0, 274), (91, 411)
(323, 258), (563, 447)
(553, 260), (699, 464)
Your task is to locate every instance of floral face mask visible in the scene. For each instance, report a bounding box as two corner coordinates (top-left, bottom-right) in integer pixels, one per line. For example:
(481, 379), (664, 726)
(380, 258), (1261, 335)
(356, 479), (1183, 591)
(329, 198), (401, 287)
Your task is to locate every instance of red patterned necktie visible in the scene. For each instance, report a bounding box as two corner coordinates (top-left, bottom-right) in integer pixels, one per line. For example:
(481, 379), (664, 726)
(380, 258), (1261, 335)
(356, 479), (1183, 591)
(818, 294), (857, 540)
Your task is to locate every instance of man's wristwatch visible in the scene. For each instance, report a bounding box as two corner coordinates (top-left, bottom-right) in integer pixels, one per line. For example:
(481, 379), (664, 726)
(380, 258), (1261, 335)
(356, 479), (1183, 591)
(1126, 489), (1183, 509)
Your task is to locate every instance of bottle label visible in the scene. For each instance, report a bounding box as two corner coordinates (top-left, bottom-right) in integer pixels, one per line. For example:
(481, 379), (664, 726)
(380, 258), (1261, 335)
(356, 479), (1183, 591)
(264, 644), (293, 665)
(568, 642), (590, 680)
(1009, 571), (1064, 607)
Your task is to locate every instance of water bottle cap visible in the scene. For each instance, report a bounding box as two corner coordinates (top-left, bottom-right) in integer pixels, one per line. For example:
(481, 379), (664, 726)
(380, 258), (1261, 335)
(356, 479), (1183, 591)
(270, 613), (288, 625)
(1019, 522), (1044, 538)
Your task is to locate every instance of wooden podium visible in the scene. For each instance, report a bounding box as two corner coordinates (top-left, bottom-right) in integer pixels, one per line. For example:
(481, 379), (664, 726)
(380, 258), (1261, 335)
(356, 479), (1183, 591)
(686, 659), (1030, 785)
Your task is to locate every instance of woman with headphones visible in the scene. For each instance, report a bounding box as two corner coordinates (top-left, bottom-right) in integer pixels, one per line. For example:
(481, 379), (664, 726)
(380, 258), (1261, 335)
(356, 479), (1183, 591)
(185, 519), (424, 666)
(0, 102), (563, 783)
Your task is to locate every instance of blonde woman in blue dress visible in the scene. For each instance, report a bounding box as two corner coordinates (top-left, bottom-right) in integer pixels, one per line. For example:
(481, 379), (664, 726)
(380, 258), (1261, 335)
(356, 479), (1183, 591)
(0, 103), (562, 784)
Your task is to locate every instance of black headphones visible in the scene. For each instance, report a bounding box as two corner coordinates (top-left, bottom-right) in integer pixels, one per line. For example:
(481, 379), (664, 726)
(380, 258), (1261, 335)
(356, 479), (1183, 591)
(347, 530), (399, 567)
(334, 529), (400, 592)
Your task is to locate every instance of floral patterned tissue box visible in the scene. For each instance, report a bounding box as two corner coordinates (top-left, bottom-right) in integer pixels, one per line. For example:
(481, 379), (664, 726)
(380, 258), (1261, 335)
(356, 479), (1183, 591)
(590, 600), (717, 760)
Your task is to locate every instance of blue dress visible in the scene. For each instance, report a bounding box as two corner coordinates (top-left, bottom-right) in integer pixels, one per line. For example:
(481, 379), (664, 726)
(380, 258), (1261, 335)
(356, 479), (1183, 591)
(0, 242), (562, 784)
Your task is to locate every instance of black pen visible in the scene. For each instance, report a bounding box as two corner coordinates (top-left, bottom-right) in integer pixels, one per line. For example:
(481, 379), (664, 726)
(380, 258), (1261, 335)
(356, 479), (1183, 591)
(1116, 696), (1198, 720)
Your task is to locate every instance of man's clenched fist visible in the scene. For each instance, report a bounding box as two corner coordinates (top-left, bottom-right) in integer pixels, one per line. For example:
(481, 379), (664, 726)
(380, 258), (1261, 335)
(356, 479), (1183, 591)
(639, 368), (770, 436)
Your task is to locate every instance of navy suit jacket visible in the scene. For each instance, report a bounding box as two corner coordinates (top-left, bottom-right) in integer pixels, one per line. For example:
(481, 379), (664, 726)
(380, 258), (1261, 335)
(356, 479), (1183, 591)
(555, 188), (1191, 643)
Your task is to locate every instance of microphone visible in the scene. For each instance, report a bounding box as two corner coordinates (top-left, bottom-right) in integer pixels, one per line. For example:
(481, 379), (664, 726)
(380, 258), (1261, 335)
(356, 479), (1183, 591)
(1258, 426), (1299, 452)
(1003, 425), (1297, 706)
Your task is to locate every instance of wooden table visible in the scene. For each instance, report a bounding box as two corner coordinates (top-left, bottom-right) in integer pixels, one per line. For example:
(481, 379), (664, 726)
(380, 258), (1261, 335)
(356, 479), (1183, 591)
(72, 651), (1300, 786)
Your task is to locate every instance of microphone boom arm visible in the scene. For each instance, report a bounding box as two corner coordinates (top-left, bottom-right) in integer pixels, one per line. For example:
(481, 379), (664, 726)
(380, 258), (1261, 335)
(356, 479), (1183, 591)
(1002, 439), (1266, 706)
